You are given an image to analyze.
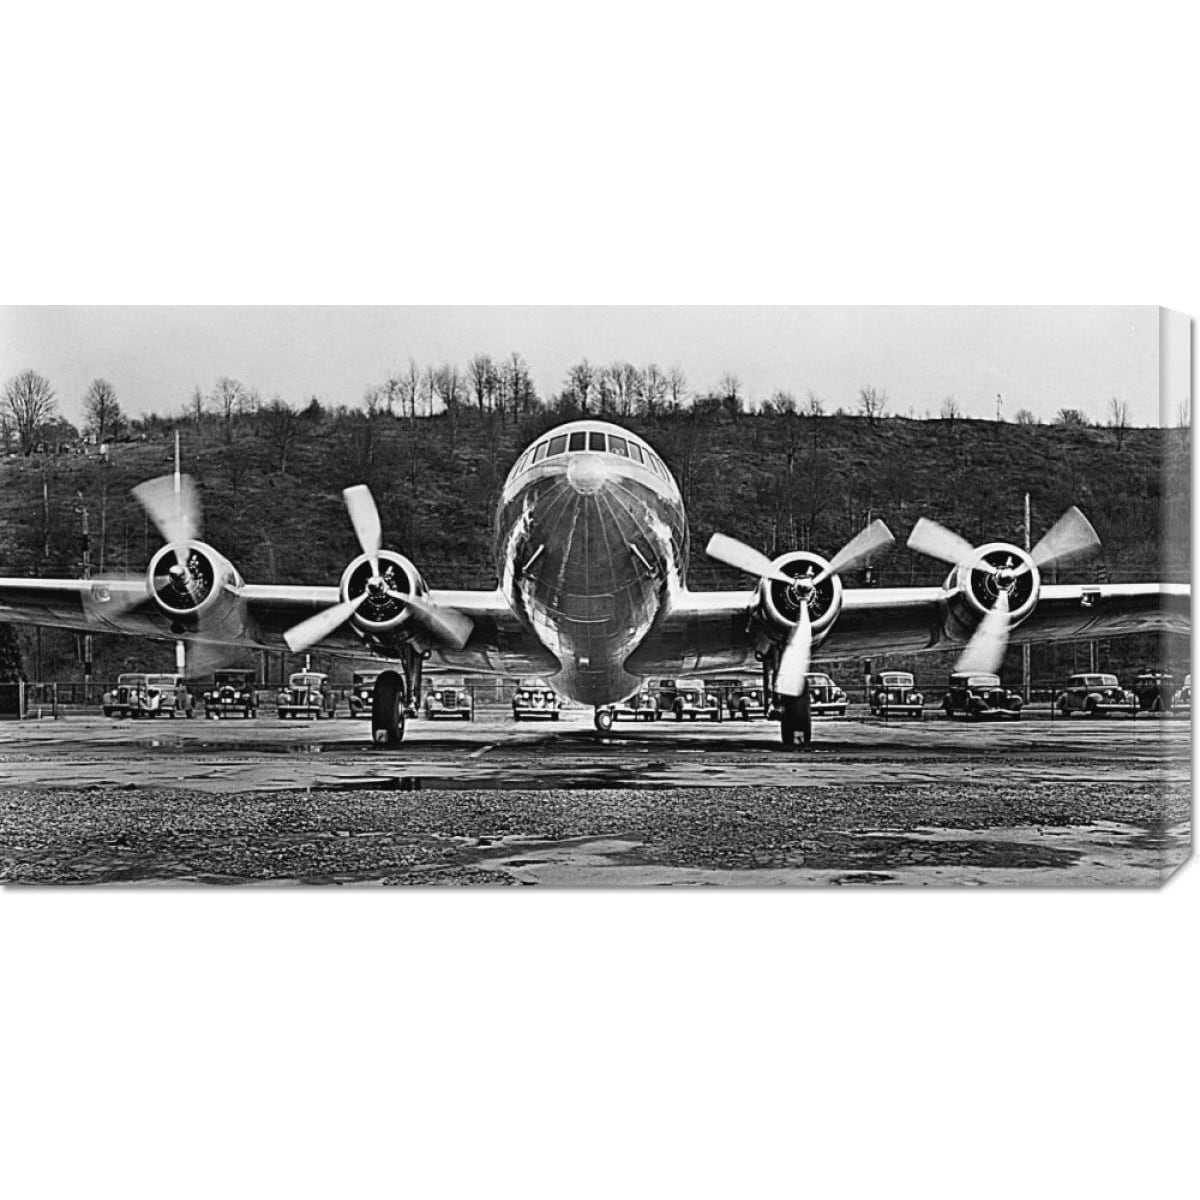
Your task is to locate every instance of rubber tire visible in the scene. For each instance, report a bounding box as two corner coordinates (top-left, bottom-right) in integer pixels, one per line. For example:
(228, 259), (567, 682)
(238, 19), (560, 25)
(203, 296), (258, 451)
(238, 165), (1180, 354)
(674, 705), (684, 722)
(595, 708), (614, 732)
(779, 695), (812, 747)
(372, 670), (407, 746)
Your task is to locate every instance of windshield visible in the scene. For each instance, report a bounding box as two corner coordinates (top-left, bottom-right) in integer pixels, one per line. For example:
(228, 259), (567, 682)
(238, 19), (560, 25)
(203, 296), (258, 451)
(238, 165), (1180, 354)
(117, 674), (145, 685)
(881, 673), (913, 686)
(146, 675), (178, 688)
(963, 675), (1000, 688)
(290, 674), (323, 687)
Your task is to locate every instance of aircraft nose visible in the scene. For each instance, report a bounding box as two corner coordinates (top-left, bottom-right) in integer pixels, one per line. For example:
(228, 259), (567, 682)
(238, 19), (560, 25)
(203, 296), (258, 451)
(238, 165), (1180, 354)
(566, 453), (609, 495)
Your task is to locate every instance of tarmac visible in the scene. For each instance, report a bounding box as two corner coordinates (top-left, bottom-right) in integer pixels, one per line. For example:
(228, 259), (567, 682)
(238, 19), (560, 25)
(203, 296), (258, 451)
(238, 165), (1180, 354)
(0, 705), (1191, 886)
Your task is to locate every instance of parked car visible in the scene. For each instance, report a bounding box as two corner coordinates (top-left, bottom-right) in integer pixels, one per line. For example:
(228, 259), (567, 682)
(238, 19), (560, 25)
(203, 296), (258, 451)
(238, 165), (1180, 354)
(102, 672), (193, 719)
(1172, 674), (1191, 718)
(1055, 673), (1135, 718)
(1134, 670), (1176, 714)
(276, 672), (336, 719)
(512, 679), (561, 721)
(868, 671), (924, 718)
(202, 670), (258, 719)
(347, 671), (380, 718)
(424, 685), (474, 720)
(595, 686), (660, 729)
(806, 673), (849, 717)
(727, 683), (769, 720)
(941, 673), (1023, 720)
(671, 680), (721, 722)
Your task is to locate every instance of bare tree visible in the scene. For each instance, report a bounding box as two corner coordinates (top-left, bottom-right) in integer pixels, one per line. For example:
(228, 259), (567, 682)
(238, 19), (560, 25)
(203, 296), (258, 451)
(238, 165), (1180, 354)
(399, 358), (422, 420)
(1107, 396), (1131, 449)
(501, 353), (537, 418)
(763, 389), (797, 415)
(378, 374), (404, 417)
(858, 385), (888, 426)
(82, 378), (124, 445)
(666, 365), (688, 411)
(2, 370), (57, 455)
(1014, 408), (1039, 425)
(716, 372), (742, 420)
(939, 395), (961, 422)
(468, 354), (497, 416)
(566, 360), (596, 415)
(261, 396), (302, 473)
(1177, 394), (1191, 429)
(1055, 408), (1089, 427)
(212, 377), (248, 442)
(804, 390), (826, 417)
(186, 386), (205, 424)
(639, 363), (668, 416)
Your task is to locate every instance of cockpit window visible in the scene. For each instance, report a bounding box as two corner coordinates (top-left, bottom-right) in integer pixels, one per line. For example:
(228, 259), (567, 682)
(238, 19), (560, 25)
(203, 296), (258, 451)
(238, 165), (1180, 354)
(568, 431), (586, 451)
(547, 434), (569, 457)
(627, 443), (644, 464)
(608, 435), (629, 457)
(588, 431), (606, 451)
(533, 441), (549, 463)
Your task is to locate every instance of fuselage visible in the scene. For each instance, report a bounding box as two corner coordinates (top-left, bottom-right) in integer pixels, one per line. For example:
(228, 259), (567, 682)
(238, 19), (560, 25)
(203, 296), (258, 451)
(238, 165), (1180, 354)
(494, 420), (688, 705)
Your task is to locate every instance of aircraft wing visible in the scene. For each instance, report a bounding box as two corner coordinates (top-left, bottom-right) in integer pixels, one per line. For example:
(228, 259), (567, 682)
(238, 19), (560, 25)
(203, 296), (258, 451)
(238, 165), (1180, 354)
(624, 582), (1190, 674)
(0, 576), (557, 675)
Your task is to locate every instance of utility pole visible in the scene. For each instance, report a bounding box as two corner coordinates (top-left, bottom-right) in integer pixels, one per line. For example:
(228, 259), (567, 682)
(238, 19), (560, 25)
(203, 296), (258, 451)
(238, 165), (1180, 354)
(173, 430), (187, 679)
(1022, 492), (1031, 702)
(996, 393), (1004, 422)
(76, 492), (94, 692)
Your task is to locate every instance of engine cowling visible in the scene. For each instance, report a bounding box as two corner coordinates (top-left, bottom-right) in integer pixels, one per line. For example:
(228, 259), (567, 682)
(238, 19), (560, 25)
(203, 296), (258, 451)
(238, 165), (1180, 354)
(757, 550), (845, 645)
(146, 541), (247, 632)
(942, 541), (1040, 641)
(339, 549), (427, 638)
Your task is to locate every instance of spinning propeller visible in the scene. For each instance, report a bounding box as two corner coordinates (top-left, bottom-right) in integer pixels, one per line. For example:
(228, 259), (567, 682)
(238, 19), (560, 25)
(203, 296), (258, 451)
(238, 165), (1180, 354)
(283, 485), (473, 653)
(706, 520), (895, 697)
(907, 506), (1101, 674)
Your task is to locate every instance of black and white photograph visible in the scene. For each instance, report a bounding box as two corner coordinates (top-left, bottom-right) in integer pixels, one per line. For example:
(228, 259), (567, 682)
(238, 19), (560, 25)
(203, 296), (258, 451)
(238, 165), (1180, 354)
(0, 305), (1190, 886)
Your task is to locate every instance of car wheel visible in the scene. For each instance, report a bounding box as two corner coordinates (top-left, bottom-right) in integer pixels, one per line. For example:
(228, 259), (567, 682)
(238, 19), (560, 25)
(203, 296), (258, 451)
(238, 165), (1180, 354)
(594, 708), (614, 732)
(102, 707), (113, 718)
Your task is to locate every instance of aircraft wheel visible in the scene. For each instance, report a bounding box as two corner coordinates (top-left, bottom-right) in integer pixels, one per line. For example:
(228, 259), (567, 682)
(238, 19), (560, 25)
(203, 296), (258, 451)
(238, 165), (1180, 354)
(371, 670), (407, 747)
(594, 708), (614, 732)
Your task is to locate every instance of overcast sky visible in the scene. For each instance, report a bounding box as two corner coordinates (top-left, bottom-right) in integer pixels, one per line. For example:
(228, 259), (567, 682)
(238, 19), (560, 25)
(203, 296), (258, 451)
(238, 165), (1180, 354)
(0, 305), (1172, 427)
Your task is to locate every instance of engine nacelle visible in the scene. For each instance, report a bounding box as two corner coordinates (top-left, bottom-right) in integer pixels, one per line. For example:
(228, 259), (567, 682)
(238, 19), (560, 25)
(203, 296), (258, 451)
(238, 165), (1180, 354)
(942, 541), (1041, 640)
(756, 550), (844, 646)
(339, 549), (427, 638)
(146, 541), (246, 632)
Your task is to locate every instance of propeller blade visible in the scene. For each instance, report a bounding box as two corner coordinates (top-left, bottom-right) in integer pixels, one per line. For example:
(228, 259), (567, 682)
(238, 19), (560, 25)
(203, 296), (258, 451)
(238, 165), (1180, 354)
(812, 519), (895, 585)
(384, 590), (474, 650)
(343, 485), (382, 577)
(1031, 506), (1101, 569)
(906, 517), (976, 567)
(955, 591), (1011, 675)
(775, 602), (812, 697)
(705, 533), (794, 585)
(132, 474), (201, 550)
(284, 593), (367, 653)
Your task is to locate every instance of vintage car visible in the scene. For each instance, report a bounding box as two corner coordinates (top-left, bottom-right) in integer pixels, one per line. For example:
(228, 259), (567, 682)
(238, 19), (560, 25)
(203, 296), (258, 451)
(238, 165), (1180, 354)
(727, 683), (769, 720)
(941, 673), (1023, 720)
(201, 669), (258, 719)
(671, 679), (721, 721)
(348, 671), (380, 718)
(595, 686), (661, 729)
(868, 671), (924, 718)
(1055, 673), (1135, 718)
(1172, 674), (1191, 718)
(806, 673), (849, 717)
(276, 671), (336, 719)
(102, 672), (193, 719)
(424, 684), (474, 720)
(1133, 669), (1176, 714)
(512, 679), (561, 721)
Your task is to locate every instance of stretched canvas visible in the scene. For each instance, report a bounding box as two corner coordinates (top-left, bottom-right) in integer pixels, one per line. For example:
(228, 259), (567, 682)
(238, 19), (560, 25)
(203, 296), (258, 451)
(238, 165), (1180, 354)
(0, 306), (1190, 885)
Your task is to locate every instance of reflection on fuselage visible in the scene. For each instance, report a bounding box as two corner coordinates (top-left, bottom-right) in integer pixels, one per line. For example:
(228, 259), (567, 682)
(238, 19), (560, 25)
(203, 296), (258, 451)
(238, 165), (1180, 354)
(495, 420), (689, 705)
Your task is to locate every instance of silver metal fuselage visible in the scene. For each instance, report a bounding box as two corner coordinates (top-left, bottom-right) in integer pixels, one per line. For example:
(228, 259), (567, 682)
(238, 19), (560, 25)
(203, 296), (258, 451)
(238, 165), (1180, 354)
(495, 420), (688, 706)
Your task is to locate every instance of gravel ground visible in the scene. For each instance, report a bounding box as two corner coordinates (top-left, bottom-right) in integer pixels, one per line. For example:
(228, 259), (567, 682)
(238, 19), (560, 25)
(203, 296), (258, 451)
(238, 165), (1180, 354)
(0, 780), (1189, 886)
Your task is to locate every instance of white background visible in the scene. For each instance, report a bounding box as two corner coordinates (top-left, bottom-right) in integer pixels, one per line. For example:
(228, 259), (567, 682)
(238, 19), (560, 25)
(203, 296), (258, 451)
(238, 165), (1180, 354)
(1, 3), (1196, 1198)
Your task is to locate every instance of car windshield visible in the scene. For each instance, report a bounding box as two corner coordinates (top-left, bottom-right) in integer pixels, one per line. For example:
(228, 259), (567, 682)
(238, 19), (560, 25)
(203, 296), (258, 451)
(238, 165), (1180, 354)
(963, 675), (1000, 688)
(1078, 675), (1119, 687)
(117, 674), (145, 685)
(291, 674), (323, 687)
(146, 675), (177, 688)
(882, 674), (913, 686)
(807, 675), (832, 687)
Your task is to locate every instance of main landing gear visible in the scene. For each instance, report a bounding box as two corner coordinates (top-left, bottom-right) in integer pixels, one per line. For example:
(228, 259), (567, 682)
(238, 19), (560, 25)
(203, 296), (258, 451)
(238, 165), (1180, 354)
(764, 657), (812, 748)
(370, 652), (423, 747)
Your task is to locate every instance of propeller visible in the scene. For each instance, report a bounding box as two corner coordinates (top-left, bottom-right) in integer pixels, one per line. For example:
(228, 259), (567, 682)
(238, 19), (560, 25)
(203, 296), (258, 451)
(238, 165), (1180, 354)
(907, 507), (1102, 674)
(705, 519), (895, 698)
(132, 473), (201, 571)
(282, 485), (473, 654)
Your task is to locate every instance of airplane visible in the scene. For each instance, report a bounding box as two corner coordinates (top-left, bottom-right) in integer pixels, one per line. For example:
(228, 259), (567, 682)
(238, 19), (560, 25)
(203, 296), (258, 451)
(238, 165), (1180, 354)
(0, 418), (1189, 747)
